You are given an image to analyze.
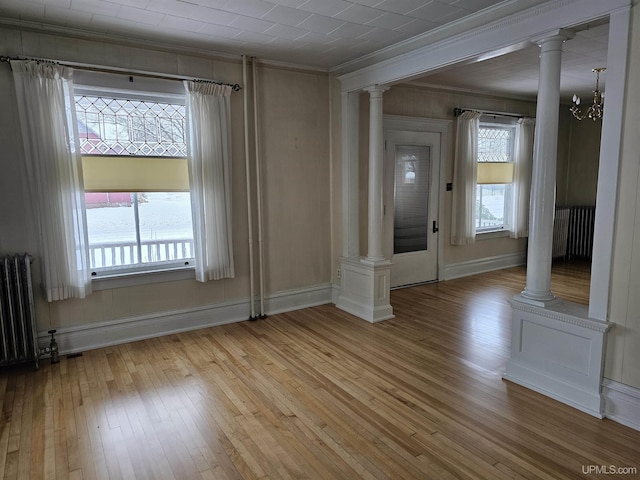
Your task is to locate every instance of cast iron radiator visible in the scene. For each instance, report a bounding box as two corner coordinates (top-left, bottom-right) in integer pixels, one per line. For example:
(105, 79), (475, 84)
(0, 253), (39, 369)
(566, 206), (596, 260)
(553, 206), (596, 261)
(553, 206), (570, 259)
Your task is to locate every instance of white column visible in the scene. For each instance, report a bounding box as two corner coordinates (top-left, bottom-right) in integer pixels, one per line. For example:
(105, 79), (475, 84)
(363, 85), (388, 263)
(336, 85), (393, 323)
(341, 91), (360, 259)
(521, 30), (573, 305)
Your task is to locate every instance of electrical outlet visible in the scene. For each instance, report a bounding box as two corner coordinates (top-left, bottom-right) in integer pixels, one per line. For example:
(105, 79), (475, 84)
(337, 268), (341, 279)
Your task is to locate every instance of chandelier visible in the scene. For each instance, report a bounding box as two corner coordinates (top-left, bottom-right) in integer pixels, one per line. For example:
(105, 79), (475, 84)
(570, 67), (605, 121)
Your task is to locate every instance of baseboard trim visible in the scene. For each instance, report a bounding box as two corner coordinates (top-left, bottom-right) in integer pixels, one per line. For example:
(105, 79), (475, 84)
(443, 252), (526, 280)
(602, 379), (640, 431)
(503, 367), (604, 419)
(38, 283), (333, 355)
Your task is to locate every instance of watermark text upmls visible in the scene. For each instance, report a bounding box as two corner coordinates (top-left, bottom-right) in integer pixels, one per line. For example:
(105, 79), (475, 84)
(582, 465), (638, 475)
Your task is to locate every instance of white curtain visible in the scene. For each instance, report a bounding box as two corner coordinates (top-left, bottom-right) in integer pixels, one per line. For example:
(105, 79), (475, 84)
(451, 110), (482, 246)
(184, 81), (235, 282)
(510, 117), (536, 238)
(11, 60), (91, 301)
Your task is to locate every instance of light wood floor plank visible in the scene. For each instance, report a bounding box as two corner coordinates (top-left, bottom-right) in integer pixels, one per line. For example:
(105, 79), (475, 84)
(2, 262), (639, 479)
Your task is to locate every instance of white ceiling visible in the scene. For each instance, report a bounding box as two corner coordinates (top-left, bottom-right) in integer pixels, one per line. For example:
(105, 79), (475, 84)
(411, 20), (609, 101)
(0, 0), (609, 99)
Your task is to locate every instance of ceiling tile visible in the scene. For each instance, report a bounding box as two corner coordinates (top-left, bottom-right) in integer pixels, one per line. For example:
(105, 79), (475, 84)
(349, 0), (383, 6)
(146, 1), (237, 25)
(186, 0), (229, 7)
(331, 21), (375, 39)
(70, 0), (121, 17)
(200, 24), (243, 38)
(265, 0), (307, 7)
(264, 23), (309, 40)
(334, 4), (384, 24)
(297, 0), (352, 17)
(43, 0), (72, 7)
(229, 14), (275, 33)
(221, 0), (274, 17)
(451, 0), (501, 11)
(295, 31), (337, 45)
(398, 18), (439, 36)
(261, 5), (312, 26)
(357, 26), (404, 43)
(90, 13), (143, 32)
(116, 5), (165, 26)
(374, 0), (430, 15)
(159, 15), (209, 33)
(108, 0), (150, 8)
(296, 14), (345, 34)
(232, 30), (276, 43)
(409, 1), (466, 22)
(366, 11), (414, 29)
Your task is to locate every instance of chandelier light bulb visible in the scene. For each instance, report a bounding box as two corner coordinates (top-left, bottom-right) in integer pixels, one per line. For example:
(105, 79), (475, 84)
(570, 67), (605, 121)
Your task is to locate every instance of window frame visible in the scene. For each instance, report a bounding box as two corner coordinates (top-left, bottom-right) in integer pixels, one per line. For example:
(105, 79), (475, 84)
(475, 120), (517, 235)
(74, 84), (196, 280)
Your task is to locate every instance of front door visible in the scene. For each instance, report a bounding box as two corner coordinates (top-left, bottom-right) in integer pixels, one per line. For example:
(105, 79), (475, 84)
(384, 128), (441, 288)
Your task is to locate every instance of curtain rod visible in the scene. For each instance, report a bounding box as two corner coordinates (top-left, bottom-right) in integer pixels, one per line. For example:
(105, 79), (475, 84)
(453, 107), (525, 119)
(0, 55), (242, 91)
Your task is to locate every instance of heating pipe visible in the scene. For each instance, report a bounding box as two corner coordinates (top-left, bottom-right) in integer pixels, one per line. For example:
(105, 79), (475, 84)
(252, 57), (267, 319)
(242, 55), (256, 320)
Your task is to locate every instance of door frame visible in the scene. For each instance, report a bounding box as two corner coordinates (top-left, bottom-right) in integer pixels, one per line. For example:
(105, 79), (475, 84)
(383, 115), (452, 284)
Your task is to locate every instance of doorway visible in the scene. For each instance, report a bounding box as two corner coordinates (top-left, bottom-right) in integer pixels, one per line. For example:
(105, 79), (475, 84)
(384, 116), (447, 288)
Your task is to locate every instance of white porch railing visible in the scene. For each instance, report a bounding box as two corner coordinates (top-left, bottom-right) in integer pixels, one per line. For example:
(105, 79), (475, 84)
(89, 238), (194, 269)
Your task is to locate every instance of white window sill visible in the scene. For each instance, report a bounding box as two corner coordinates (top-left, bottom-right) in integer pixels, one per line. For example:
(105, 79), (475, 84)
(476, 229), (511, 240)
(91, 266), (196, 291)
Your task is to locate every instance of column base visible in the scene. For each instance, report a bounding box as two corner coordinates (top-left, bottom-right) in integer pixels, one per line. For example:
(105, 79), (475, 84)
(503, 295), (612, 418)
(518, 290), (561, 308)
(335, 257), (394, 323)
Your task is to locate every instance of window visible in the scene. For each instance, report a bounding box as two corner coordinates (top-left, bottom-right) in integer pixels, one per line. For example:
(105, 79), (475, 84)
(75, 92), (194, 276)
(476, 124), (516, 233)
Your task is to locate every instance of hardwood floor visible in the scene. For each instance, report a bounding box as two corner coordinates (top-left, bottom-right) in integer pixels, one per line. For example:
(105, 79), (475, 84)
(1, 262), (639, 479)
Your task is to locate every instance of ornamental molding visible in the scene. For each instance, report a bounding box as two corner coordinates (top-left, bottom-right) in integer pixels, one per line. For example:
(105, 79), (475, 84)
(510, 298), (612, 333)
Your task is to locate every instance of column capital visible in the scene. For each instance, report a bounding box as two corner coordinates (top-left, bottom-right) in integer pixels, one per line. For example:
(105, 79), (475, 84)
(531, 28), (575, 48)
(363, 84), (390, 96)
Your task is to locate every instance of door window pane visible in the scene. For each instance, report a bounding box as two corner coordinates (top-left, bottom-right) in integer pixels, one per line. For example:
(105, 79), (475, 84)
(394, 145), (430, 254)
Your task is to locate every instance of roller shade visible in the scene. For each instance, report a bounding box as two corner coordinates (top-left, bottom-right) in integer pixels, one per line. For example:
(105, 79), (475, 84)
(477, 162), (514, 185)
(82, 155), (189, 192)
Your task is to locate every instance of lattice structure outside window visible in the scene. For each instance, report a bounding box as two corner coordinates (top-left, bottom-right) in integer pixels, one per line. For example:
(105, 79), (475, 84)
(478, 127), (513, 163)
(75, 95), (187, 157)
